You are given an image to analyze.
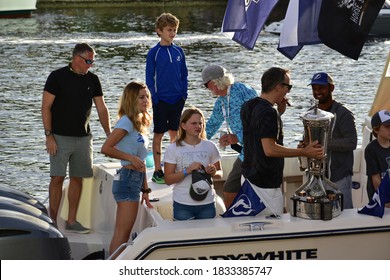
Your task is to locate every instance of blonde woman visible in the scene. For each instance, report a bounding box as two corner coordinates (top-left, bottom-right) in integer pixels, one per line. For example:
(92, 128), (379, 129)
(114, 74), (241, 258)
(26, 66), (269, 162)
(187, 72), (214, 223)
(101, 81), (153, 257)
(164, 107), (223, 220)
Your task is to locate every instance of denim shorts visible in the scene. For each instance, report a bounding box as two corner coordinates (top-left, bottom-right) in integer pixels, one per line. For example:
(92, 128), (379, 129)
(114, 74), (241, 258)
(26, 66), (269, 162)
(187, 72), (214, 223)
(173, 201), (216, 221)
(112, 168), (145, 202)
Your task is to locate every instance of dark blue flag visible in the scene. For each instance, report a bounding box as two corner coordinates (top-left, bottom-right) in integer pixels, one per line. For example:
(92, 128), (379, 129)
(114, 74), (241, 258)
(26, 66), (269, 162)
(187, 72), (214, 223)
(222, 0), (280, 50)
(222, 0), (247, 31)
(318, 0), (385, 60)
(278, 0), (322, 60)
(221, 179), (266, 218)
(358, 171), (390, 218)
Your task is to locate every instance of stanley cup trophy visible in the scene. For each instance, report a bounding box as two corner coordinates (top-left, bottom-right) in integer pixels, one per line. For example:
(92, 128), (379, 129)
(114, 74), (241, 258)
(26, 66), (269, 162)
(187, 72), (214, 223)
(290, 101), (343, 220)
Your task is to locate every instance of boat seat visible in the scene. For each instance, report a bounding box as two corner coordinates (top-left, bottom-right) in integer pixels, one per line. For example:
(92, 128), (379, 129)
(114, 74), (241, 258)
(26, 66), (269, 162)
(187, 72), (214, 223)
(154, 195), (226, 221)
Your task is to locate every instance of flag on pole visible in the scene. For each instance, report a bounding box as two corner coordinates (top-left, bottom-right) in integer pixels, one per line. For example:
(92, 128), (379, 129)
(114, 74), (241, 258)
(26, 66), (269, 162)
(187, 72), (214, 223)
(221, 179), (266, 217)
(278, 0), (322, 60)
(358, 170), (390, 218)
(318, 0), (385, 60)
(222, 0), (280, 50)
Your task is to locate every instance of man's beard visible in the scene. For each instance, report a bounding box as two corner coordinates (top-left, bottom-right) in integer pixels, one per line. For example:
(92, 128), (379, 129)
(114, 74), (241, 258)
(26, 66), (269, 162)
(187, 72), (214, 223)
(318, 91), (332, 104)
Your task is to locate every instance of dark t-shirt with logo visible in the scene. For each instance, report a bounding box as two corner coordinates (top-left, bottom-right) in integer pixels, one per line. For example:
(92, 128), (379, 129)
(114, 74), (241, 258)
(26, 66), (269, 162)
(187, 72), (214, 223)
(44, 65), (103, 136)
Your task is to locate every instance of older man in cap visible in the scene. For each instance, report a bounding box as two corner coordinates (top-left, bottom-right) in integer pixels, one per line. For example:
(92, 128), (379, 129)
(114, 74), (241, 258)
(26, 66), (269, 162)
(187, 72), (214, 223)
(201, 65), (258, 208)
(308, 72), (358, 209)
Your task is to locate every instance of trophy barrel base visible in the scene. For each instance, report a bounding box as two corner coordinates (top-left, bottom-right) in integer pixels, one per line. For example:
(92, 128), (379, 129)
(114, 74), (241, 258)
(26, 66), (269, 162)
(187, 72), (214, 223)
(290, 194), (342, 220)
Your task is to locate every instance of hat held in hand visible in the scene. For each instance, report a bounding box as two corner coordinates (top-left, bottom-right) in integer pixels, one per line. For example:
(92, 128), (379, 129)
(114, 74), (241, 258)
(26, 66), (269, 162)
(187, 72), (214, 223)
(190, 168), (212, 201)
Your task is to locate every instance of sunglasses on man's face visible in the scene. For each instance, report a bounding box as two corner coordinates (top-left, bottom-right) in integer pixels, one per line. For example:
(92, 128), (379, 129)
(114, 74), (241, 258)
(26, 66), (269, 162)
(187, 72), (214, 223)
(78, 54), (94, 65)
(281, 83), (293, 91)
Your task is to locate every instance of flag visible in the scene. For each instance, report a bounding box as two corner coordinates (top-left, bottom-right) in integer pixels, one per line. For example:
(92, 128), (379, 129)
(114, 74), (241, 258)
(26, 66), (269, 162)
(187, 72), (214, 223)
(278, 0), (322, 60)
(221, 179), (266, 217)
(222, 0), (280, 50)
(221, 0), (247, 31)
(358, 170), (390, 218)
(318, 0), (385, 60)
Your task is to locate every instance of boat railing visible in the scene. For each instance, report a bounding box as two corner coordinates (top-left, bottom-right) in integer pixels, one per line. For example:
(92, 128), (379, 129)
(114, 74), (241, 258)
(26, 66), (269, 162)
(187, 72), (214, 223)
(107, 242), (134, 260)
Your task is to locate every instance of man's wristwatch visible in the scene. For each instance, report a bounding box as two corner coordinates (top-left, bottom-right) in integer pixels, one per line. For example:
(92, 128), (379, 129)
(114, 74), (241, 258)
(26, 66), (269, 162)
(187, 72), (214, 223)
(44, 130), (52, 136)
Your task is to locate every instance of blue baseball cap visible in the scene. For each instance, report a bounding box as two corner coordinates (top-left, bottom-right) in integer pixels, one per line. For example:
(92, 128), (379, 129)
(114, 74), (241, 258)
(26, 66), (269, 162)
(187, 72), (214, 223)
(308, 72), (334, 86)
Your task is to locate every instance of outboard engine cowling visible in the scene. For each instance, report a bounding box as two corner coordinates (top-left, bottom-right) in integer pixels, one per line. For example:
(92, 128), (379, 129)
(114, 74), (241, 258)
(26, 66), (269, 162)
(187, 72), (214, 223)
(0, 209), (71, 260)
(0, 185), (47, 214)
(0, 196), (55, 225)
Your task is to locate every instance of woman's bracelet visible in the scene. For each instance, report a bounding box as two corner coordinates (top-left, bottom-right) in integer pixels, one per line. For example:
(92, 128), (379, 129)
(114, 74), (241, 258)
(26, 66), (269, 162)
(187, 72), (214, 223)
(141, 188), (152, 194)
(183, 167), (188, 176)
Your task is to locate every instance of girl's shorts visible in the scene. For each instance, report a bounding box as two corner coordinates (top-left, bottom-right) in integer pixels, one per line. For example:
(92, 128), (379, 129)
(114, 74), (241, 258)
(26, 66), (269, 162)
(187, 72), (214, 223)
(112, 168), (145, 202)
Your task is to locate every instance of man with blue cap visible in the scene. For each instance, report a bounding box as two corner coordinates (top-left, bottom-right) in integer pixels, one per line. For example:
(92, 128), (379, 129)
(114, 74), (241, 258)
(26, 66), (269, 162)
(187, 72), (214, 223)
(308, 72), (358, 209)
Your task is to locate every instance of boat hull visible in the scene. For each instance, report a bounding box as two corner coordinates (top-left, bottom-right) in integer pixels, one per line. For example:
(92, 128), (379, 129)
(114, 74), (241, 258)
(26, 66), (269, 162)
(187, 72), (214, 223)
(0, 0), (37, 18)
(55, 148), (389, 260)
(127, 226), (390, 260)
(369, 9), (390, 36)
(116, 199), (390, 260)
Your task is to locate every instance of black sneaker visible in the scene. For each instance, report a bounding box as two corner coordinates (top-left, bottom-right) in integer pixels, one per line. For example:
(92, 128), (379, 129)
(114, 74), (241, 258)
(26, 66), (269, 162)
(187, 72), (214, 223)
(152, 170), (165, 184)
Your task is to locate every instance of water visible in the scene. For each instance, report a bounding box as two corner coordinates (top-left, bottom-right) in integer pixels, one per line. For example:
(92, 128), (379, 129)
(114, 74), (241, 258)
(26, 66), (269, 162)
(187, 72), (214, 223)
(0, 6), (389, 202)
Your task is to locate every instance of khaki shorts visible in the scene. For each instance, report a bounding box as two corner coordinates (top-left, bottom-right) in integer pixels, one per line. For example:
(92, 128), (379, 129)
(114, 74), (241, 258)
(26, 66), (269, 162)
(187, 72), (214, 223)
(223, 157), (242, 193)
(50, 134), (93, 178)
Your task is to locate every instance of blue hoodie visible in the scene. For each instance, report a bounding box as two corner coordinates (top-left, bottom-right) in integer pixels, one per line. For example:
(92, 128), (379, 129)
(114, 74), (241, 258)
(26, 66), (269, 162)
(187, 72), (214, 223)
(146, 42), (188, 105)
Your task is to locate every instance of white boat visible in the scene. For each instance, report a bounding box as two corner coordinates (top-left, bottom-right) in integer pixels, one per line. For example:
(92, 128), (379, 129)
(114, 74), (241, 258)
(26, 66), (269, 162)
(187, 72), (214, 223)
(264, 20), (284, 35)
(369, 0), (390, 36)
(51, 51), (390, 260)
(0, 0), (37, 18)
(264, 0), (390, 36)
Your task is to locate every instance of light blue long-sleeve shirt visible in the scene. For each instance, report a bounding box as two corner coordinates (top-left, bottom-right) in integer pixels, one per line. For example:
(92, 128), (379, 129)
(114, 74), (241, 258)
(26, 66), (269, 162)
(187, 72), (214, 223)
(206, 82), (258, 160)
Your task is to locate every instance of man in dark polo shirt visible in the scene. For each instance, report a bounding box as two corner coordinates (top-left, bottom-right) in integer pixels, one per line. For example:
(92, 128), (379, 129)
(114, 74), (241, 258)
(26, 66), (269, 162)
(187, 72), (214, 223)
(41, 43), (111, 233)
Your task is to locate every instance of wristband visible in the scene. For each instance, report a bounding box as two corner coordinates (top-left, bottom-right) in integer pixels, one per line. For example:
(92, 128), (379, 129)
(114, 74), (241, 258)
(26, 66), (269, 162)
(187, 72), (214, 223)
(183, 167), (188, 176)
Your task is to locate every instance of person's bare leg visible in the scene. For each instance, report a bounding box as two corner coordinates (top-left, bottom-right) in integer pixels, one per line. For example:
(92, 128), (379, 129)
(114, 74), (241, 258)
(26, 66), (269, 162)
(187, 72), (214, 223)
(223, 192), (238, 209)
(168, 130), (177, 143)
(153, 132), (164, 172)
(109, 201), (139, 259)
(49, 176), (65, 224)
(67, 176), (83, 225)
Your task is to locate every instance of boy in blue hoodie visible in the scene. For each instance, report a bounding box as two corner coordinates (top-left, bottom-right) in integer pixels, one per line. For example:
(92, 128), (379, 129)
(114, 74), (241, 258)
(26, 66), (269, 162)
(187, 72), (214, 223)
(146, 13), (188, 184)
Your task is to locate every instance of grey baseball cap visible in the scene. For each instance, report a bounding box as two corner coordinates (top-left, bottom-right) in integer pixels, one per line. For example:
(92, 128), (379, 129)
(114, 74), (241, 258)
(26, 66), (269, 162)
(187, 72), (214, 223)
(201, 65), (226, 86)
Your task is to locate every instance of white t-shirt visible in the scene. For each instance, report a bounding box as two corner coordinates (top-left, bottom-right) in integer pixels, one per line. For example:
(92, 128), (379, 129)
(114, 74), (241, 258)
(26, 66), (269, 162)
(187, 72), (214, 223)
(164, 139), (221, 205)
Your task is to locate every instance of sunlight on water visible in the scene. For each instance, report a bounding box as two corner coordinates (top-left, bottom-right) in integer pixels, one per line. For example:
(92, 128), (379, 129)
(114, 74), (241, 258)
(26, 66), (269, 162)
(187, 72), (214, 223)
(0, 7), (389, 201)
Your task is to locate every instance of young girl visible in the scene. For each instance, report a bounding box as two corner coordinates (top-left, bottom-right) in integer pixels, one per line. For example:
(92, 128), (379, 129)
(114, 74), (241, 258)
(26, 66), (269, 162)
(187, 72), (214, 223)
(101, 81), (153, 257)
(164, 107), (223, 220)
(365, 109), (390, 205)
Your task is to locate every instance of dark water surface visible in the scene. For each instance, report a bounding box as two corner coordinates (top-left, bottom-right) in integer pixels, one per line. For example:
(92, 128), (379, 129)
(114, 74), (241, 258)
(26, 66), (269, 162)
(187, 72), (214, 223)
(0, 6), (389, 201)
